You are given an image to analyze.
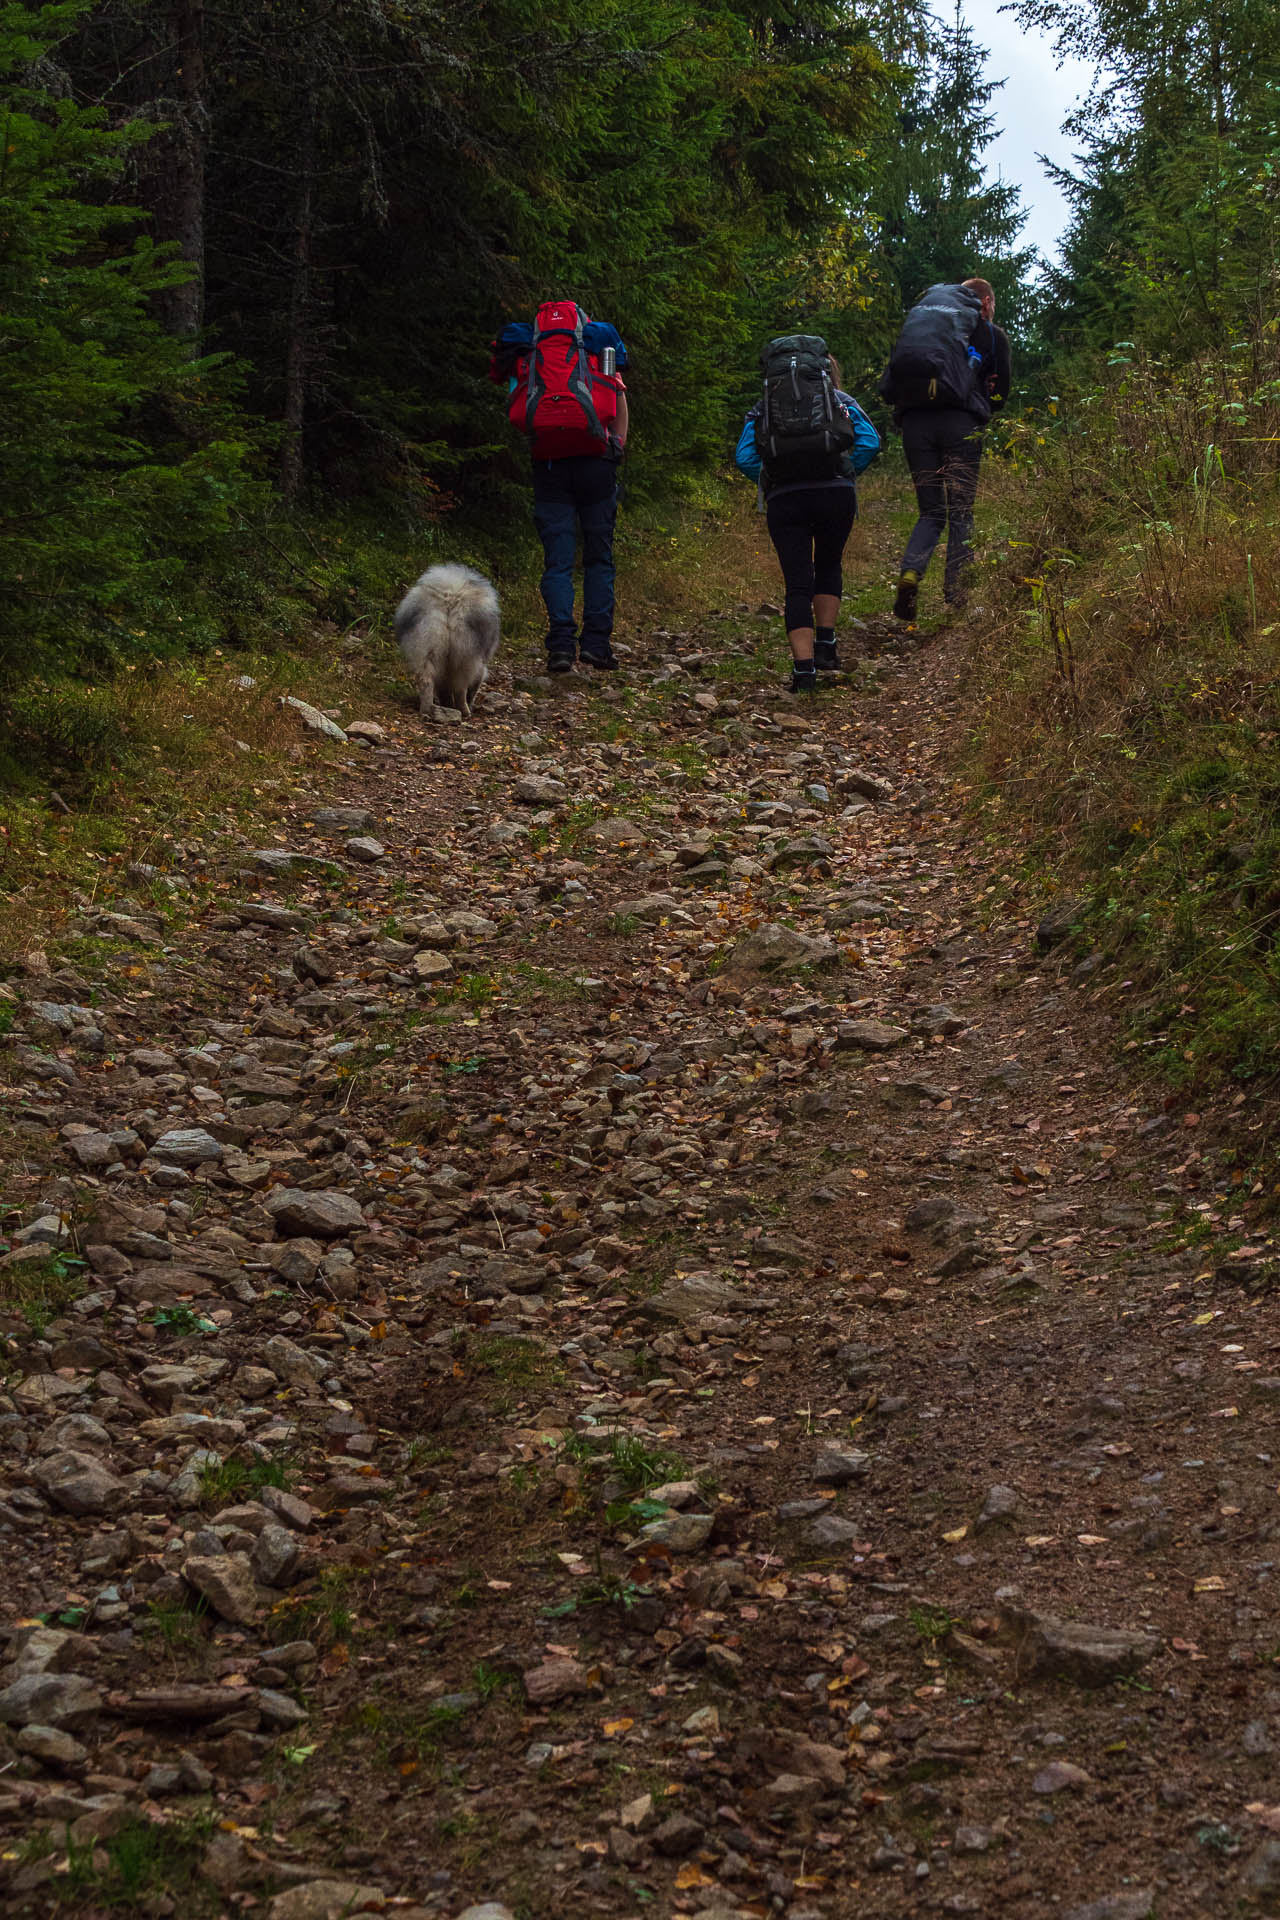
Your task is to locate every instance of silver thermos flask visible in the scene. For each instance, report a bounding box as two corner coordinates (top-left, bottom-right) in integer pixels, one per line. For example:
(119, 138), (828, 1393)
(600, 346), (616, 377)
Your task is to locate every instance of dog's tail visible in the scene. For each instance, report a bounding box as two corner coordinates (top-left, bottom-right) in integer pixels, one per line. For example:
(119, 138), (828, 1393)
(395, 564), (499, 652)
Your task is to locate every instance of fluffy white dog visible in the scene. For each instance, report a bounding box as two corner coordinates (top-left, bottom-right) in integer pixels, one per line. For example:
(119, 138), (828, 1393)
(395, 563), (500, 718)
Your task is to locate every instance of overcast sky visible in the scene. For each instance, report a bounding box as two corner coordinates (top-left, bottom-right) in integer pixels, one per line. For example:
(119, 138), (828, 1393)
(959, 0), (1097, 264)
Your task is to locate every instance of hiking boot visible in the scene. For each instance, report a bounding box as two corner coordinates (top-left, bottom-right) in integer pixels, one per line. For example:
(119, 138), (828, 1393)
(789, 664), (818, 694)
(579, 643), (618, 671)
(813, 638), (841, 672)
(546, 648), (576, 675)
(892, 571), (919, 623)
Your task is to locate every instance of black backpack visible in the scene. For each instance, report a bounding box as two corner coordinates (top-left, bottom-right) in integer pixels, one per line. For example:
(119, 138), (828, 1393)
(756, 334), (856, 485)
(879, 284), (989, 419)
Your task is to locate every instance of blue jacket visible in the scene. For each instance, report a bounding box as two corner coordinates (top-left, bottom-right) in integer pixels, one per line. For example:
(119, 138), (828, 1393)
(735, 389), (880, 485)
(492, 318), (628, 369)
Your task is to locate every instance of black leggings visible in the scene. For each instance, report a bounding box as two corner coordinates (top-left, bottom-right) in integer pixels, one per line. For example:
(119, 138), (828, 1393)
(765, 485), (857, 631)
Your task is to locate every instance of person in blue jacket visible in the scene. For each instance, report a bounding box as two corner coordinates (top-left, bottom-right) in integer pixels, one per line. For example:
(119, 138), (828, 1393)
(736, 351), (880, 692)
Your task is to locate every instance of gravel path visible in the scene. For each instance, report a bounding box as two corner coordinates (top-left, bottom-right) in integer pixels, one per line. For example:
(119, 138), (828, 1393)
(1, 591), (1276, 1920)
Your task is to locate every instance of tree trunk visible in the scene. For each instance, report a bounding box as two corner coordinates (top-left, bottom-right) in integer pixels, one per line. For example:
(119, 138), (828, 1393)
(280, 88), (316, 502)
(155, 0), (207, 341)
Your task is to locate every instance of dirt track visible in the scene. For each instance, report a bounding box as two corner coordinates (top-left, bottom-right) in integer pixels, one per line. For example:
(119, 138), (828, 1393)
(1, 554), (1278, 1920)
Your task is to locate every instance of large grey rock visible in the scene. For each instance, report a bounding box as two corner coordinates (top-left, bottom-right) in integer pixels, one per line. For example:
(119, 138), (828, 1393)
(1032, 1760), (1092, 1794)
(905, 1195), (956, 1231)
(812, 1448), (870, 1485)
(1064, 1893), (1155, 1920)
(265, 1188), (365, 1240)
(1025, 1617), (1159, 1687)
(976, 1483), (1022, 1531)
(13, 1214), (68, 1246)
(251, 849), (302, 877)
(454, 1907), (517, 1920)
(268, 1883), (385, 1920)
(262, 1334), (328, 1387)
(65, 1131), (118, 1169)
(150, 1128), (225, 1168)
(257, 1686), (308, 1728)
(589, 816), (646, 846)
(412, 949), (454, 982)
(722, 923), (838, 976)
(238, 902), (306, 931)
(0, 1673), (102, 1730)
(344, 837), (385, 863)
(15, 1373), (84, 1410)
(652, 1812), (705, 1857)
(28, 1001), (95, 1034)
(312, 807), (375, 835)
(615, 894), (681, 921)
(252, 1523), (301, 1588)
(639, 1273), (753, 1324)
(839, 768), (893, 802)
(170, 1447), (222, 1509)
(912, 1002), (967, 1036)
(261, 1486), (317, 1532)
(806, 1512), (862, 1548)
(998, 1590), (1159, 1687)
(768, 833), (834, 871)
(182, 1553), (259, 1624)
(141, 1412), (245, 1445)
(523, 1659), (590, 1705)
(638, 1511), (713, 1552)
(443, 910), (498, 940)
(271, 1238), (324, 1284)
(834, 1019), (909, 1052)
(32, 1450), (128, 1517)
(15, 1723), (88, 1767)
(283, 696), (348, 744)
(514, 775), (567, 805)
(6, 1627), (82, 1678)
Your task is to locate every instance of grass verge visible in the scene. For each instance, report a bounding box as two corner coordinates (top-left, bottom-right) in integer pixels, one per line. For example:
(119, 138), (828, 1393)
(965, 339), (1280, 1093)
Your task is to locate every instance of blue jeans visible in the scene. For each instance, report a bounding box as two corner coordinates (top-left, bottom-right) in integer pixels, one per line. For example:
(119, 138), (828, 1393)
(531, 455), (619, 656)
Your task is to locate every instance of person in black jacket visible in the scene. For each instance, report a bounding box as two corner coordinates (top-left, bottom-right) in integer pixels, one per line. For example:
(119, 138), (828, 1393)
(892, 276), (1011, 622)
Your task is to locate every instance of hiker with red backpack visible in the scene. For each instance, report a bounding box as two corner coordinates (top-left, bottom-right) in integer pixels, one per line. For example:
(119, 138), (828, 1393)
(490, 301), (628, 674)
(735, 335), (880, 693)
(879, 276), (1011, 622)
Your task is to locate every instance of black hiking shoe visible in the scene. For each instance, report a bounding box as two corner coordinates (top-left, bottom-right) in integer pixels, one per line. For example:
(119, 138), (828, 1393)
(789, 664), (818, 694)
(892, 571), (919, 623)
(546, 648), (576, 674)
(813, 639), (841, 672)
(579, 643), (618, 671)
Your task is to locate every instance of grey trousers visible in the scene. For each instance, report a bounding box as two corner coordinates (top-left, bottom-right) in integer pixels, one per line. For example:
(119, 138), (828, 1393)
(900, 408), (984, 595)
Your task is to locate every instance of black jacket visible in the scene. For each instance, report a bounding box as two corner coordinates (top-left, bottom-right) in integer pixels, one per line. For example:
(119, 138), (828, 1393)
(982, 321), (1012, 413)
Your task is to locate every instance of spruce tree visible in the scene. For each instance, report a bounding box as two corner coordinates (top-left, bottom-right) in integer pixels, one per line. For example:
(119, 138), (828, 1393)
(871, 3), (1034, 345)
(0, 0), (253, 679)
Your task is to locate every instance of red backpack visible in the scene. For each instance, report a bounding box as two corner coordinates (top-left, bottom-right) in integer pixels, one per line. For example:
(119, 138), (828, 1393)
(507, 300), (619, 460)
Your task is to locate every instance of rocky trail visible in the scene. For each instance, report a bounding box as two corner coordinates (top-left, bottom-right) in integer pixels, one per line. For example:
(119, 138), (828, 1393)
(2, 585), (1280, 1920)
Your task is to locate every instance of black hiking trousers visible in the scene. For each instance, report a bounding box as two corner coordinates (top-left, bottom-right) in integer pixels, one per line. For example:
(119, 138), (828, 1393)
(765, 482), (857, 632)
(899, 407), (985, 598)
